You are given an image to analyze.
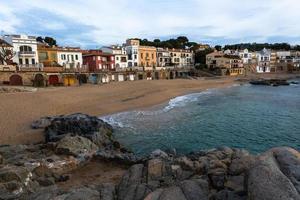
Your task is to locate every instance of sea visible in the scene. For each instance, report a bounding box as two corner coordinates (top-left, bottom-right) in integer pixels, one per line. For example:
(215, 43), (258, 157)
(101, 80), (300, 156)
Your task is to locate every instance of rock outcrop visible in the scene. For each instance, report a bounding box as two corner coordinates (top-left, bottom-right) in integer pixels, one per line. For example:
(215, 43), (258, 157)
(0, 113), (299, 199)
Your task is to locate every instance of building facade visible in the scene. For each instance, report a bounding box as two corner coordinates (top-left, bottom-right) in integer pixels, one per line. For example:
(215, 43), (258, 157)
(2, 34), (41, 70)
(239, 49), (253, 64)
(101, 46), (128, 69)
(170, 49), (194, 68)
(83, 50), (115, 72)
(125, 39), (139, 68)
(206, 51), (244, 76)
(157, 48), (171, 68)
(256, 48), (271, 73)
(139, 45), (157, 70)
(57, 47), (83, 71)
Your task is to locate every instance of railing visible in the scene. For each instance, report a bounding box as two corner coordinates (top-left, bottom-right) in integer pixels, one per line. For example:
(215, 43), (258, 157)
(18, 51), (36, 56)
(18, 64), (44, 72)
(0, 65), (16, 71)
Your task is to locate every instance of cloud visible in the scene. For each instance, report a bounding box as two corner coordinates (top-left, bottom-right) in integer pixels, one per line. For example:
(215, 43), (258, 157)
(0, 0), (300, 47)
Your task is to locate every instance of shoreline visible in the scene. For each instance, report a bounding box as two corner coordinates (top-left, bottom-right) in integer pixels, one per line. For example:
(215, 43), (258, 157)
(0, 78), (237, 145)
(0, 73), (298, 145)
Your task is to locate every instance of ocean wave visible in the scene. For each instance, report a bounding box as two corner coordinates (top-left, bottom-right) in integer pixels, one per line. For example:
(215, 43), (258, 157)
(100, 115), (127, 128)
(163, 90), (213, 111)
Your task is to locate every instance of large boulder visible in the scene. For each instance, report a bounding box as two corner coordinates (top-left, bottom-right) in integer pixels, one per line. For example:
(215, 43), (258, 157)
(158, 186), (187, 200)
(180, 179), (209, 200)
(247, 148), (300, 200)
(55, 136), (98, 157)
(272, 147), (300, 193)
(44, 113), (113, 147)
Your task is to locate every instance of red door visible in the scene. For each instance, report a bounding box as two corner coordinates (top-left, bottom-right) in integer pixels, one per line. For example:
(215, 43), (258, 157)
(49, 75), (59, 85)
(9, 75), (23, 86)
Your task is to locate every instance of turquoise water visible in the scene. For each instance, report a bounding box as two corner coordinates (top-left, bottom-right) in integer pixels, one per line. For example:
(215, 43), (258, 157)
(102, 81), (300, 155)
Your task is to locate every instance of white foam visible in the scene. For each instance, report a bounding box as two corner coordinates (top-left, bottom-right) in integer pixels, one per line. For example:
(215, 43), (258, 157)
(163, 90), (212, 111)
(101, 115), (126, 128)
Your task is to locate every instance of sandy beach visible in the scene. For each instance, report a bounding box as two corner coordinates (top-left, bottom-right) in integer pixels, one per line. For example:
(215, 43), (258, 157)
(0, 78), (238, 145)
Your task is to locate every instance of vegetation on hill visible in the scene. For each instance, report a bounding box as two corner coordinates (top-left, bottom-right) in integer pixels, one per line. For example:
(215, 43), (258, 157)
(223, 43), (300, 51)
(36, 36), (57, 47)
(133, 36), (202, 50)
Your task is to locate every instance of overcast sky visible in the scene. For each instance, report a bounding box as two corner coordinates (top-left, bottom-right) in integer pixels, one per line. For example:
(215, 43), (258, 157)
(1, 0), (300, 48)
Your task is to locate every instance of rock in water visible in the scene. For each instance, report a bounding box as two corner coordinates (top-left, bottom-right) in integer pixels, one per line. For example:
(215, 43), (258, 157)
(44, 113), (113, 146)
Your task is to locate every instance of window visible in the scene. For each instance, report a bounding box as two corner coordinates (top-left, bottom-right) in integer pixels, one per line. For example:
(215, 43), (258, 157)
(19, 58), (23, 64)
(134, 62), (138, 66)
(121, 57), (127, 62)
(32, 58), (35, 64)
(75, 55), (78, 60)
(152, 54), (154, 59)
(116, 57), (119, 61)
(19, 45), (32, 52)
(134, 55), (137, 59)
(39, 52), (48, 61)
(25, 58), (29, 65)
(141, 53), (143, 59)
(71, 55), (74, 61)
(146, 53), (149, 58)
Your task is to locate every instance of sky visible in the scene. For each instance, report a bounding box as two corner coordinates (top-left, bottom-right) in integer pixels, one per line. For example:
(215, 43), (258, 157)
(1, 0), (300, 48)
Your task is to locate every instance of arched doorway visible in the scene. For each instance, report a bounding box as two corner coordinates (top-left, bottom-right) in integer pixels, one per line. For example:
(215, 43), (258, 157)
(9, 74), (23, 86)
(146, 72), (152, 80)
(155, 72), (159, 80)
(138, 74), (143, 80)
(34, 74), (45, 87)
(170, 72), (174, 79)
(89, 74), (98, 84)
(63, 75), (76, 86)
(79, 74), (87, 84)
(48, 75), (59, 86)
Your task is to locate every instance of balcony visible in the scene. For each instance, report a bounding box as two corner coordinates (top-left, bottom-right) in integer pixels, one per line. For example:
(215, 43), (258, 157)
(64, 66), (89, 73)
(0, 65), (16, 72)
(18, 64), (44, 72)
(18, 51), (36, 57)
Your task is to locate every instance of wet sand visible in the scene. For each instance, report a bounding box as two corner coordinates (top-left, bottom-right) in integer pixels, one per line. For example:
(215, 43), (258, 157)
(0, 78), (237, 145)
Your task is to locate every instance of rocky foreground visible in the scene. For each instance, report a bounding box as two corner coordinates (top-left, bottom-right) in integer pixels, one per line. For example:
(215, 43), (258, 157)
(0, 114), (299, 200)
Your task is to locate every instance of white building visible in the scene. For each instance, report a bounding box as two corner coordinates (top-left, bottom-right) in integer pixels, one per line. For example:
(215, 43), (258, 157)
(101, 46), (128, 69)
(57, 47), (83, 69)
(157, 48), (171, 69)
(239, 49), (253, 64)
(256, 48), (271, 73)
(125, 39), (139, 68)
(2, 34), (41, 69)
(170, 49), (194, 68)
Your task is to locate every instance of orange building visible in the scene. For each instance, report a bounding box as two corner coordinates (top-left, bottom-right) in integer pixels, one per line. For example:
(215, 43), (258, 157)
(139, 46), (157, 70)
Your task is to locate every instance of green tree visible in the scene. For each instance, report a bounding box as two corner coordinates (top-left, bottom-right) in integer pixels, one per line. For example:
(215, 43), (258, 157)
(44, 37), (57, 46)
(214, 45), (222, 51)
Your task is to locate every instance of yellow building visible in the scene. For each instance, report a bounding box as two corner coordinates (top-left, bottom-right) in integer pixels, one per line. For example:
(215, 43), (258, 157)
(38, 44), (64, 72)
(139, 46), (157, 70)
